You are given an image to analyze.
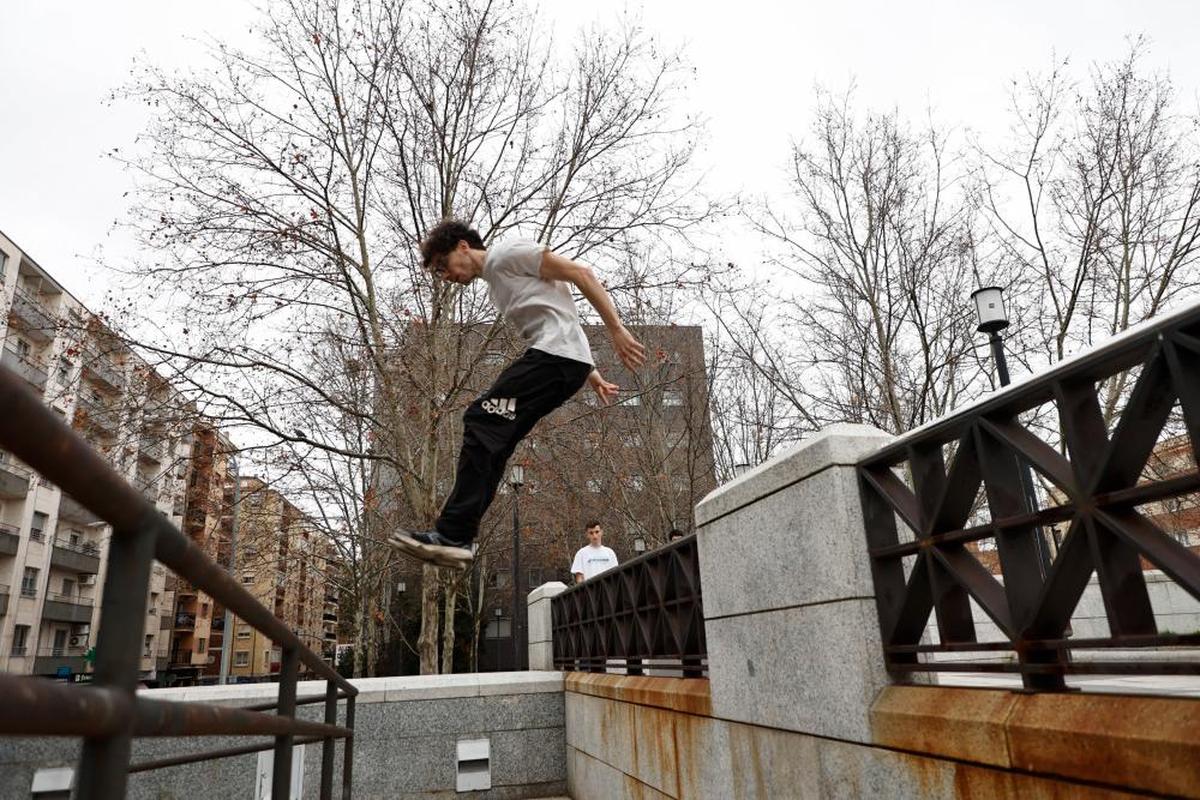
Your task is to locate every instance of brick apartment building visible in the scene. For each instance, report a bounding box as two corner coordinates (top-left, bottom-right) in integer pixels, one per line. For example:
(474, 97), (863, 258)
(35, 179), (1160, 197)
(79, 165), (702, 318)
(1, 229), (341, 686)
(383, 323), (717, 672)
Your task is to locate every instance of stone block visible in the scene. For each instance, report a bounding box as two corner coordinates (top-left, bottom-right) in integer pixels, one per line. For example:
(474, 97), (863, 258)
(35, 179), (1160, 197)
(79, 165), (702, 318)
(1007, 692), (1200, 799)
(489, 726), (567, 787)
(670, 713), (734, 799)
(476, 670), (562, 696)
(695, 424), (891, 527)
(567, 747), (673, 800)
(565, 691), (634, 775)
(727, 720), (821, 800)
(706, 598), (888, 744)
(382, 672), (480, 702)
(528, 581), (569, 605)
(529, 640), (554, 671)
(698, 465), (875, 620)
(869, 685), (1018, 767)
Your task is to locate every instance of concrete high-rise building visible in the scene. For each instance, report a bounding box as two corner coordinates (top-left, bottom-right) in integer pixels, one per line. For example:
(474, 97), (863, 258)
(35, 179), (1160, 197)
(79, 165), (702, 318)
(225, 476), (338, 680)
(0, 230), (189, 683)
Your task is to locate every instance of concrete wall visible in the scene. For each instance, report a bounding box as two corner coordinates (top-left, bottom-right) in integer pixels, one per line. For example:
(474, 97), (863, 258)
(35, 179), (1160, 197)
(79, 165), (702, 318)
(550, 423), (1200, 800)
(0, 672), (567, 800)
(564, 674), (1200, 800)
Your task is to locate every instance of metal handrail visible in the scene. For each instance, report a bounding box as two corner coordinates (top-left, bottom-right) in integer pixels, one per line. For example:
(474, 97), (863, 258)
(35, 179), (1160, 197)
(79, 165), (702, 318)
(51, 536), (101, 557)
(0, 365), (357, 799)
(551, 534), (707, 676)
(46, 592), (94, 607)
(857, 300), (1200, 691)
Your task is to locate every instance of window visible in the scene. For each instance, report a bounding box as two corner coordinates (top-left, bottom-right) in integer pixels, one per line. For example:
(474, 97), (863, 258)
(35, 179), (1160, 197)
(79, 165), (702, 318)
(197, 637), (207, 654)
(618, 392), (640, 406)
(14, 338), (30, 359)
(144, 634), (154, 655)
(57, 359), (71, 385)
(528, 568), (542, 587)
(21, 567), (39, 597)
(662, 390), (684, 407)
(61, 578), (75, 597)
(12, 624), (29, 654)
(241, 573), (254, 584)
(585, 478), (602, 493)
(30, 512), (47, 542)
(200, 602), (209, 618)
(237, 628), (252, 639)
(485, 618), (511, 639)
(234, 650), (250, 667)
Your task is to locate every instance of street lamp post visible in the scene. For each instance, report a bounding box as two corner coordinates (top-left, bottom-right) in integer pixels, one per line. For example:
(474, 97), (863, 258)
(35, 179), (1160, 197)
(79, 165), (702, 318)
(509, 464), (525, 671)
(971, 287), (1054, 575)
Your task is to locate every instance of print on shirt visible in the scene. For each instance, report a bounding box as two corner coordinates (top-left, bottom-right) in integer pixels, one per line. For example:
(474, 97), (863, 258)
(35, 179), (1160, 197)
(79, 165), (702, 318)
(482, 397), (517, 420)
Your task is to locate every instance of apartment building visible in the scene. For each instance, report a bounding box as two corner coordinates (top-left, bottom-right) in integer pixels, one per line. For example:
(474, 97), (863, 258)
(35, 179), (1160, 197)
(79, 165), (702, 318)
(226, 476), (338, 680)
(0, 230), (188, 683)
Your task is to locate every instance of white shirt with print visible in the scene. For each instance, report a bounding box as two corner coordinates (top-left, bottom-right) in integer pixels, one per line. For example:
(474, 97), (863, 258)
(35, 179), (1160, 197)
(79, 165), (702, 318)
(481, 238), (594, 366)
(571, 544), (619, 581)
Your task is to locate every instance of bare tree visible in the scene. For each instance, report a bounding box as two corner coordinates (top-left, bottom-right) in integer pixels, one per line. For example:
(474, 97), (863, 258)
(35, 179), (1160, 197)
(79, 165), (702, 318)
(740, 90), (983, 437)
(979, 40), (1200, 419)
(110, 0), (715, 673)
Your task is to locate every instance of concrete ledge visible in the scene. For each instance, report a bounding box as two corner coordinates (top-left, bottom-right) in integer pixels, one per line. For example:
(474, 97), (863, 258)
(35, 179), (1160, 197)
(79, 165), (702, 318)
(871, 685), (1200, 799)
(565, 673), (712, 716)
(694, 423), (891, 527)
(137, 671), (563, 706)
(870, 685), (1018, 768)
(1007, 691), (1200, 799)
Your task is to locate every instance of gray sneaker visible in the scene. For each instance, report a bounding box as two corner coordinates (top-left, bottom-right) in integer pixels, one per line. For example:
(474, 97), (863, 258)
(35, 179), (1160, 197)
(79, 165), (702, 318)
(388, 530), (474, 570)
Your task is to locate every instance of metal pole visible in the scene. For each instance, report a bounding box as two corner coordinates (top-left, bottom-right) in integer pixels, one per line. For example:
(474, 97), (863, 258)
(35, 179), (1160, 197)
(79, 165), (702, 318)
(341, 694), (356, 799)
(988, 332), (1053, 578)
(77, 512), (157, 800)
(511, 484), (522, 671)
(219, 454), (241, 684)
(272, 646), (299, 800)
(319, 679), (338, 800)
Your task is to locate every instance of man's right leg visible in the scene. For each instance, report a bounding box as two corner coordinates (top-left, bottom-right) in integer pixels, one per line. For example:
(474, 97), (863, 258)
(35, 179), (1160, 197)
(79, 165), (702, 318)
(389, 350), (588, 567)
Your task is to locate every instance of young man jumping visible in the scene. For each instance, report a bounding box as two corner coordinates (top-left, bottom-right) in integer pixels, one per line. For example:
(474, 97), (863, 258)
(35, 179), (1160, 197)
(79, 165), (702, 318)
(390, 219), (645, 569)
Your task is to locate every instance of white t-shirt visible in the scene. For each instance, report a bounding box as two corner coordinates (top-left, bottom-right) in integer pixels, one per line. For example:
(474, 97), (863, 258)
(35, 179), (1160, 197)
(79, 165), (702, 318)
(571, 544), (619, 581)
(482, 238), (594, 366)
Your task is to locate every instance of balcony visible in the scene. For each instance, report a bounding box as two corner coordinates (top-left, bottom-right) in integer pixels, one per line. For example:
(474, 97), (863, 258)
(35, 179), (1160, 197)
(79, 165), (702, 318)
(0, 344), (47, 392)
(41, 592), (95, 624)
(0, 450), (32, 500)
(138, 436), (166, 464)
(171, 649), (193, 667)
(9, 288), (57, 343)
(0, 583), (8, 616)
(50, 536), (101, 574)
(80, 346), (125, 392)
(175, 612), (197, 629)
(58, 494), (103, 526)
(322, 611), (338, 622)
(324, 630), (337, 641)
(33, 645), (88, 676)
(74, 394), (121, 439)
(0, 522), (18, 555)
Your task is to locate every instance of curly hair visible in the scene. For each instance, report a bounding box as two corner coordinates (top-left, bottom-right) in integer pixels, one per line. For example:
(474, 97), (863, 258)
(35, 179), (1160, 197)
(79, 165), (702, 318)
(420, 218), (484, 269)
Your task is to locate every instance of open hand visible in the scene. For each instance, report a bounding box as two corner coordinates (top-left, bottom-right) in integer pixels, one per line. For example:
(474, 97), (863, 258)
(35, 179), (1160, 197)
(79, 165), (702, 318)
(588, 370), (620, 405)
(611, 326), (646, 370)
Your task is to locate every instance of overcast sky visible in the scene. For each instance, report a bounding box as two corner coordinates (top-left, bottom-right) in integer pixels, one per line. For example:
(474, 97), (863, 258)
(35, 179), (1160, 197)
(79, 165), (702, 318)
(3, 0), (1200, 306)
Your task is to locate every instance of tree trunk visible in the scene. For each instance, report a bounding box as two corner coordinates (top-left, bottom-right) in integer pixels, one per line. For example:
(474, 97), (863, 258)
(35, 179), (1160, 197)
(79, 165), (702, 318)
(441, 580), (458, 674)
(418, 563), (441, 674)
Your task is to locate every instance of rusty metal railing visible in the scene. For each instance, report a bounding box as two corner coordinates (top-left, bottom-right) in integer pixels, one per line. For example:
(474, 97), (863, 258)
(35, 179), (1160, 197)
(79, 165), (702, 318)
(0, 366), (357, 798)
(858, 302), (1200, 691)
(551, 534), (707, 676)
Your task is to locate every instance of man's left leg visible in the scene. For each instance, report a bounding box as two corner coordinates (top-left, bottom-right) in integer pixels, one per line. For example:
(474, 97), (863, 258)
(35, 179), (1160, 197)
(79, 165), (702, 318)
(390, 350), (591, 567)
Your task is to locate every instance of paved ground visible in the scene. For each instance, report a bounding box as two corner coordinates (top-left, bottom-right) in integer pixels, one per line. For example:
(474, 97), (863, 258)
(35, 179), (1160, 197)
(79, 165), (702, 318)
(934, 673), (1200, 697)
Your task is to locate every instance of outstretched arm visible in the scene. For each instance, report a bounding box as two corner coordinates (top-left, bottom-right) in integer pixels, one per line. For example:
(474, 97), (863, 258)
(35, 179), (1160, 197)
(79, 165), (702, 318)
(541, 250), (647, 371)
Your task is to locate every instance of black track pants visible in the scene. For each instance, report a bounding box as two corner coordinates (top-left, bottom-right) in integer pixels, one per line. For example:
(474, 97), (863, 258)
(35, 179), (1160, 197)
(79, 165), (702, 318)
(435, 349), (592, 543)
